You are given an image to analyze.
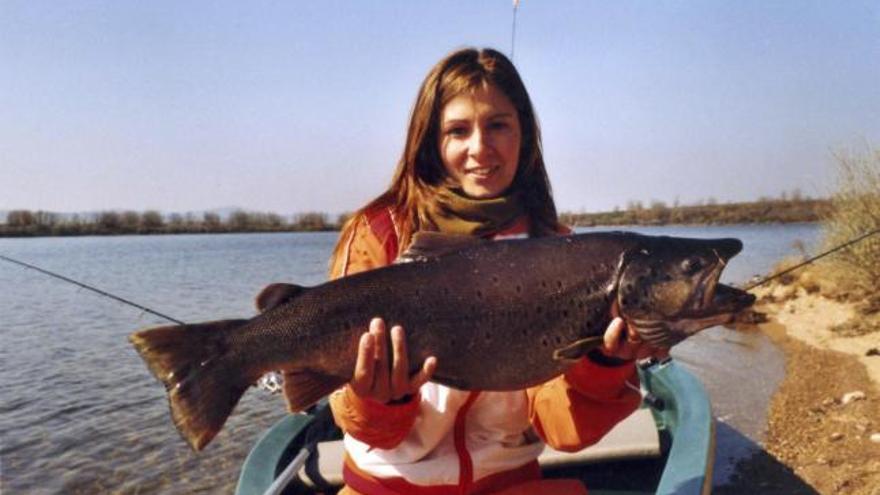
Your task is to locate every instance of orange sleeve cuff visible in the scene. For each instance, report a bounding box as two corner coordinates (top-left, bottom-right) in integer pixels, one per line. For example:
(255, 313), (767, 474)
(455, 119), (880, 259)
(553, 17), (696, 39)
(528, 358), (641, 452)
(565, 355), (639, 399)
(329, 386), (420, 450)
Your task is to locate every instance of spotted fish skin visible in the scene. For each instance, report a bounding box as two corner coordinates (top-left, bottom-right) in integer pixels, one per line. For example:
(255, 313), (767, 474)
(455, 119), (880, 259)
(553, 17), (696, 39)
(130, 231), (753, 450)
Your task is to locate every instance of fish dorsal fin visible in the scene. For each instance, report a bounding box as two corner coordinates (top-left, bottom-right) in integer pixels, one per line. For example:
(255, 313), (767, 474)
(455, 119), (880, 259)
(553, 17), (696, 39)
(255, 283), (306, 312)
(397, 232), (489, 263)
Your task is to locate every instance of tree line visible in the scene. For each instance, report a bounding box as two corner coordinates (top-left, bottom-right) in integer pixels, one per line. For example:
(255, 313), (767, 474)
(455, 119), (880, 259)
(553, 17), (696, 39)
(559, 195), (830, 227)
(0, 210), (347, 237)
(1, 195), (830, 237)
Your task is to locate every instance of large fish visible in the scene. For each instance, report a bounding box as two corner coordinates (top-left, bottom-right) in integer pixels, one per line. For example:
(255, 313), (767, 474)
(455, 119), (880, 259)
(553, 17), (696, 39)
(130, 232), (754, 450)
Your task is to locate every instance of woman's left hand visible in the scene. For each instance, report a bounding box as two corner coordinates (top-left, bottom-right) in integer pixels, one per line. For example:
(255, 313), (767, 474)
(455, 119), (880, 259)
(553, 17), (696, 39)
(599, 317), (669, 362)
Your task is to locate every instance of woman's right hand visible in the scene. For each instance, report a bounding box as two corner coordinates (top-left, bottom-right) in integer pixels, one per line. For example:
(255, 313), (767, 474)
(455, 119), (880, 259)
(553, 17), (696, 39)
(350, 317), (437, 404)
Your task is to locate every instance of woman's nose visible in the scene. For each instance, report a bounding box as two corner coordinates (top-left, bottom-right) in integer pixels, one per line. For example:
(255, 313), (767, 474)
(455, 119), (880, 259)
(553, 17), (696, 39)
(467, 127), (490, 157)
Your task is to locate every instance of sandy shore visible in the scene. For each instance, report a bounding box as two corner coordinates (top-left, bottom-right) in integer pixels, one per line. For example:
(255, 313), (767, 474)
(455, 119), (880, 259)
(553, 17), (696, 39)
(764, 290), (880, 385)
(719, 281), (880, 495)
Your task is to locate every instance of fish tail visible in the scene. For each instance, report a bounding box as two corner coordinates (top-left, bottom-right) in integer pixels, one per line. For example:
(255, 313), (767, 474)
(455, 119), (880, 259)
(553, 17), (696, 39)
(129, 319), (254, 451)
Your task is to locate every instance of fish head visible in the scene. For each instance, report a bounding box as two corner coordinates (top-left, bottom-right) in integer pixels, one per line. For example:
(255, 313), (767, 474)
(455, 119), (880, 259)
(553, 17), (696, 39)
(616, 236), (755, 346)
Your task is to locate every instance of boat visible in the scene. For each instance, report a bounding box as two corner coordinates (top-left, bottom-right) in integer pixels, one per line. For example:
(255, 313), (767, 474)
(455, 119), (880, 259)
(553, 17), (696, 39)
(235, 357), (714, 495)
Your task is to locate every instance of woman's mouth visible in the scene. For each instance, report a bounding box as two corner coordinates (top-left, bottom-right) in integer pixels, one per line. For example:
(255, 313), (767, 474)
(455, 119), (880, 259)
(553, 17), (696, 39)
(465, 166), (499, 178)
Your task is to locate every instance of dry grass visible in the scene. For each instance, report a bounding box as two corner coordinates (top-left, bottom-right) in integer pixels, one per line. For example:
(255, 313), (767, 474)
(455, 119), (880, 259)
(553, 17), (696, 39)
(818, 144), (880, 334)
(821, 144), (880, 294)
(756, 146), (880, 335)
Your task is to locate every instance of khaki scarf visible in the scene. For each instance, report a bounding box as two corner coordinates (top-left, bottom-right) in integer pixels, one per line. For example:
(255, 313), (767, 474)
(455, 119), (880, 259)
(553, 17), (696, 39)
(420, 187), (526, 237)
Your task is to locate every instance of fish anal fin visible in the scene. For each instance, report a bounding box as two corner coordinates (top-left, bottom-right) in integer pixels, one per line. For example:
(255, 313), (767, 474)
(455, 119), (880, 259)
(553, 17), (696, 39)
(398, 232), (489, 263)
(256, 283), (306, 312)
(282, 370), (347, 412)
(552, 336), (605, 362)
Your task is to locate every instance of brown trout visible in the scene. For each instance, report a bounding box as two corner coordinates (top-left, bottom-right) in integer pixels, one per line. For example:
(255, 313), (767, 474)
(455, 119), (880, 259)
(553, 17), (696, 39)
(130, 231), (754, 450)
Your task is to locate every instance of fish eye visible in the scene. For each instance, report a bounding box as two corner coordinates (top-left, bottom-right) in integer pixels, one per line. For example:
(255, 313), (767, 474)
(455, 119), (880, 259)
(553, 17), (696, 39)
(681, 258), (703, 276)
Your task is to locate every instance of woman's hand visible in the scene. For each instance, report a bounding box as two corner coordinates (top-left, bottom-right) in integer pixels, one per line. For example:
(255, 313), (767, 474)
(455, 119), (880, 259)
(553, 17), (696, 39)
(600, 317), (669, 362)
(349, 317), (437, 404)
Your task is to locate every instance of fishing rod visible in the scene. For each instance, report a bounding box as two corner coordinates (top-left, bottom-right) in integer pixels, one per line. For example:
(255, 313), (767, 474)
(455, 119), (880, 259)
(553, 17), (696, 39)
(510, 0), (519, 61)
(0, 254), (185, 324)
(743, 226), (880, 291)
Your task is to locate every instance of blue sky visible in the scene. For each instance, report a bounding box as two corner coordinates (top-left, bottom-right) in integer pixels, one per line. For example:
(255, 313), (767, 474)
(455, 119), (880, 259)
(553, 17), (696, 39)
(1, 1), (878, 215)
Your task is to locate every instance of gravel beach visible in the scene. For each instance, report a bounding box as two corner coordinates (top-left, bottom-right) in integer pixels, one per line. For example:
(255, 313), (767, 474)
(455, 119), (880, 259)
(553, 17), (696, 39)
(719, 280), (880, 495)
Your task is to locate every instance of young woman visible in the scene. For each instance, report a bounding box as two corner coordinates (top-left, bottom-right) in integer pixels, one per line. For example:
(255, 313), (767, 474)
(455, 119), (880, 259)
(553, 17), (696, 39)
(285, 47), (662, 495)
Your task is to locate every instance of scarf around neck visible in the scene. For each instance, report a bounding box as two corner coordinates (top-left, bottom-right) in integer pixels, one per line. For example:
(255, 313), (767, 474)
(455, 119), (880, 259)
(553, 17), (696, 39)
(420, 187), (526, 237)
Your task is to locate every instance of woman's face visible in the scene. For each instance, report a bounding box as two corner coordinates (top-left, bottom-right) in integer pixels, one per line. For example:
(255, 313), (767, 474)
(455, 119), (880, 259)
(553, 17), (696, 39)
(438, 84), (521, 199)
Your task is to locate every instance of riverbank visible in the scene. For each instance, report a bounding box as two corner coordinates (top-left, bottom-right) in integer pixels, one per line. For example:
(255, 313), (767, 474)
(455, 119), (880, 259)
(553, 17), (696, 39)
(720, 269), (880, 494)
(1, 197), (828, 237)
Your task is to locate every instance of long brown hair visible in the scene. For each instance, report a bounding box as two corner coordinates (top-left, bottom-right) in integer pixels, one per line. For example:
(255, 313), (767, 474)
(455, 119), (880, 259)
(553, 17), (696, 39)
(332, 47), (561, 266)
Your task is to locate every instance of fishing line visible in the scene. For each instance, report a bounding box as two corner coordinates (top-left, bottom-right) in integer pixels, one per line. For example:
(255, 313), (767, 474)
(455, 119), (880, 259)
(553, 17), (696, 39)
(0, 254), (185, 324)
(743, 227), (880, 291)
(3, 226), (877, 323)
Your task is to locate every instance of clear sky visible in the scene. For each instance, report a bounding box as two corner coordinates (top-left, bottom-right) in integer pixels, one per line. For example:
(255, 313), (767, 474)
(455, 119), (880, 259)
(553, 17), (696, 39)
(2, 1), (878, 215)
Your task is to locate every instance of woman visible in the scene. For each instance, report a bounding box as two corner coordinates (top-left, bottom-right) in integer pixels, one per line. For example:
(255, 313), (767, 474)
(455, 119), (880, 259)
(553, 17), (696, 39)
(285, 47), (662, 495)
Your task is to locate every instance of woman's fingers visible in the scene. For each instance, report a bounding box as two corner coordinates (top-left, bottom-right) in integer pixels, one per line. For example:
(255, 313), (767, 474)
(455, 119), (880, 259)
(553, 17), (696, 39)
(389, 325), (437, 400)
(602, 317), (669, 361)
(409, 356), (437, 393)
(351, 332), (375, 397)
(349, 318), (438, 403)
(370, 318), (390, 402)
(602, 317), (626, 356)
(389, 325), (409, 399)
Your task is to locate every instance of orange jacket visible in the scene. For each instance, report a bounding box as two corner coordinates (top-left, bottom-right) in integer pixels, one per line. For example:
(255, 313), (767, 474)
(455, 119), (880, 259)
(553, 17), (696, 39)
(326, 207), (641, 495)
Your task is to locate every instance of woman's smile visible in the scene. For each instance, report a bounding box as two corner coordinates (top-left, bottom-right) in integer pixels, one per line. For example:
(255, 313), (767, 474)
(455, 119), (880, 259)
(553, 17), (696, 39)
(438, 84), (522, 199)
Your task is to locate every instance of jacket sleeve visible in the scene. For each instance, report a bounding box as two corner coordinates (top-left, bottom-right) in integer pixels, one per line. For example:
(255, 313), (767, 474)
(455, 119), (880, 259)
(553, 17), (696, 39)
(527, 356), (641, 452)
(321, 213), (422, 449)
(329, 386), (421, 449)
(329, 214), (391, 278)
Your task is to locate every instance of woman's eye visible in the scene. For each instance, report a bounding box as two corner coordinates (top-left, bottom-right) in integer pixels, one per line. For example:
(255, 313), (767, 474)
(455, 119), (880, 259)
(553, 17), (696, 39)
(489, 121), (509, 130)
(446, 127), (468, 137)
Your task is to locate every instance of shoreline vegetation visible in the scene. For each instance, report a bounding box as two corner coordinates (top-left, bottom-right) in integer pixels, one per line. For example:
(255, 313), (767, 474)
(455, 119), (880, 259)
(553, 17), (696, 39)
(720, 146), (879, 494)
(0, 194), (829, 238)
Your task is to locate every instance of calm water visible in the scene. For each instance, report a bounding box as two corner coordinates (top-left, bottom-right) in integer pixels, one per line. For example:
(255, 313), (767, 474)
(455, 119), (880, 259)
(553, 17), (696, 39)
(0, 224), (820, 494)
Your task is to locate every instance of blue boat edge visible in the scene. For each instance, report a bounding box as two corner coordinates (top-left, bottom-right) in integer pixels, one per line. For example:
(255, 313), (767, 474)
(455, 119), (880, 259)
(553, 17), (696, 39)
(646, 359), (715, 495)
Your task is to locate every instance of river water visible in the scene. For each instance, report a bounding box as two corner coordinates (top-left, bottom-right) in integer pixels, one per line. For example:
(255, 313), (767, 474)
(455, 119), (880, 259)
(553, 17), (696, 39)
(0, 224), (820, 493)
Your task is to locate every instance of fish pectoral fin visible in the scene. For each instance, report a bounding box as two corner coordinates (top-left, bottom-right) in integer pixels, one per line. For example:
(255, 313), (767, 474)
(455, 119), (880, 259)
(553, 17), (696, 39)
(282, 370), (347, 412)
(552, 336), (605, 362)
(397, 232), (489, 263)
(255, 283), (306, 312)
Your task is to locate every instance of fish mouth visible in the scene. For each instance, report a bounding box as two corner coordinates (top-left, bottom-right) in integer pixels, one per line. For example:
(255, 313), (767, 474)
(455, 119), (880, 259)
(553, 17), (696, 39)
(687, 247), (754, 317)
(707, 283), (756, 314)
